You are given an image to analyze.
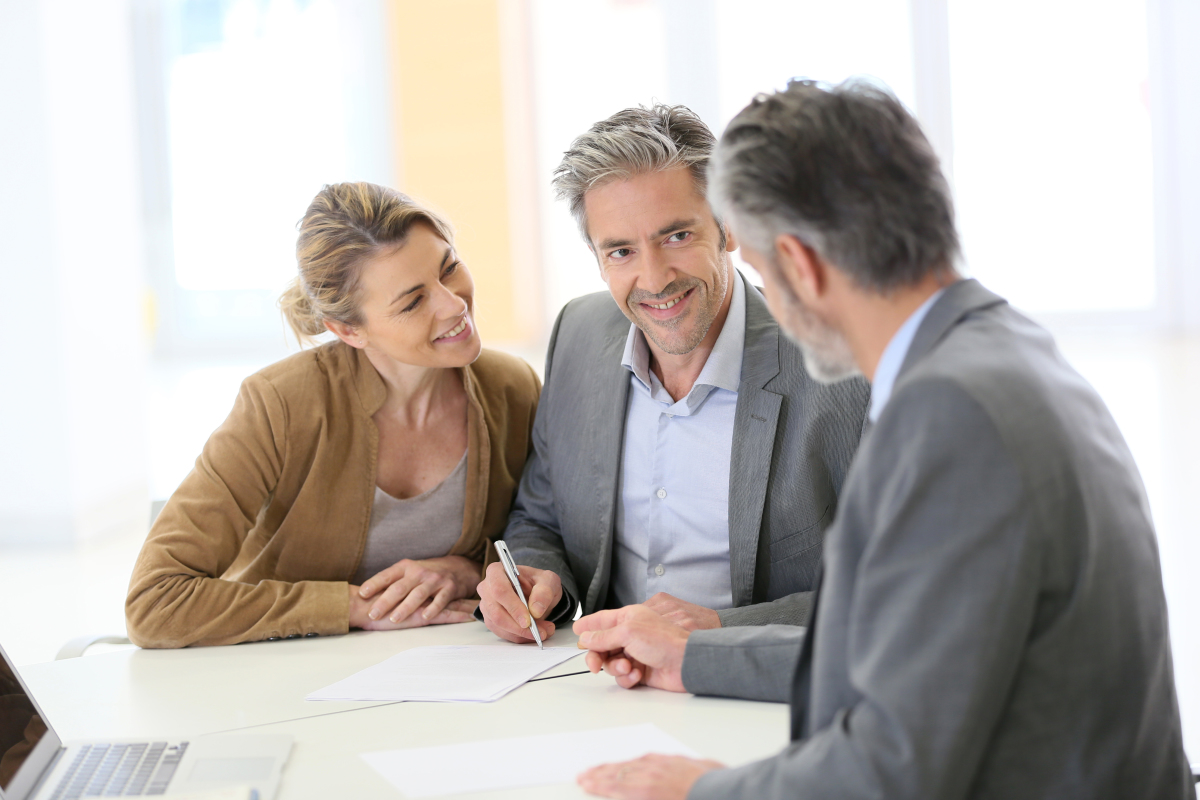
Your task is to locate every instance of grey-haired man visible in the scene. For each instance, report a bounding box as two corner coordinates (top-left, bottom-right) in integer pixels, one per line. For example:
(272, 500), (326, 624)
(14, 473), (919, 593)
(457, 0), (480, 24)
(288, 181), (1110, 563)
(573, 81), (1195, 800)
(477, 105), (871, 642)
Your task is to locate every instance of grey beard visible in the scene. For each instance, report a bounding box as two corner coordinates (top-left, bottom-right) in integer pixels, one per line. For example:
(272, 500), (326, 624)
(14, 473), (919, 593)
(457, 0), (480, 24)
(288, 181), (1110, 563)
(779, 306), (861, 384)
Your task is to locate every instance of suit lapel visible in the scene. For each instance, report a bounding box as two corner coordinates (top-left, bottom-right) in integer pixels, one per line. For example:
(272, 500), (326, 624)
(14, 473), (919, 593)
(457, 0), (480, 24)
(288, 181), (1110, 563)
(583, 326), (634, 615)
(728, 276), (783, 607)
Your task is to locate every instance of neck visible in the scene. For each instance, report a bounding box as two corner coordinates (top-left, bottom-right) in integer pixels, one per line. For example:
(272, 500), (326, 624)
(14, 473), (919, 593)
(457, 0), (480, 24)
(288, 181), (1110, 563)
(363, 348), (457, 427)
(838, 271), (960, 383)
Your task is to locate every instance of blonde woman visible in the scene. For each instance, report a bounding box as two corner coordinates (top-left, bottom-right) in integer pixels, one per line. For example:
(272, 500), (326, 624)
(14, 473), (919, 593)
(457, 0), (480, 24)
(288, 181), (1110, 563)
(126, 182), (540, 647)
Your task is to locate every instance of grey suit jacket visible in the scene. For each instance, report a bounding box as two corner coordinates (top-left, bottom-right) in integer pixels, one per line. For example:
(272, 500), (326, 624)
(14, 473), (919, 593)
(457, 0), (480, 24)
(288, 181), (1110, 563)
(684, 279), (1195, 799)
(503, 273), (871, 626)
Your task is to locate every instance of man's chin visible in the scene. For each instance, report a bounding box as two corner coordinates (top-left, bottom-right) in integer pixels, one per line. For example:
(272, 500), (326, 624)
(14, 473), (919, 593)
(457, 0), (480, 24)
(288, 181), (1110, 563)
(634, 316), (706, 357)
(783, 330), (862, 384)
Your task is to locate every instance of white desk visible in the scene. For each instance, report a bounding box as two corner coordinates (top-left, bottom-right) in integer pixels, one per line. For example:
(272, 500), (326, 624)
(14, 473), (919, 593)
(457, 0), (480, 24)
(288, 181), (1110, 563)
(19, 621), (790, 798)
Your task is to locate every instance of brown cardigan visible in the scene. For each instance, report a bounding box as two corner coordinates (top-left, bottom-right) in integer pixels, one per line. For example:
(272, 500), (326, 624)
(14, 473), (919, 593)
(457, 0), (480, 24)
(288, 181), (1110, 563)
(125, 343), (540, 648)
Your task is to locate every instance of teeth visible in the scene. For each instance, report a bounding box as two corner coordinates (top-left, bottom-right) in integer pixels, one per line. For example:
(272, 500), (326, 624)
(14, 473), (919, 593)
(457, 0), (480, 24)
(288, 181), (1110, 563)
(437, 319), (468, 340)
(648, 295), (683, 310)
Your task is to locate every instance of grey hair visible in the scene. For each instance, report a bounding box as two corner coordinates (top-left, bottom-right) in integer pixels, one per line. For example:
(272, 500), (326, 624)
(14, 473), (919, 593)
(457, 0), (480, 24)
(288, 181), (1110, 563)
(708, 78), (959, 293)
(552, 103), (724, 245)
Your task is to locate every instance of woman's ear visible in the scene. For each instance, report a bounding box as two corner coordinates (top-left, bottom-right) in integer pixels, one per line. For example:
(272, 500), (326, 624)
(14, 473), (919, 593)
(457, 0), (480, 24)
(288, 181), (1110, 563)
(324, 318), (365, 349)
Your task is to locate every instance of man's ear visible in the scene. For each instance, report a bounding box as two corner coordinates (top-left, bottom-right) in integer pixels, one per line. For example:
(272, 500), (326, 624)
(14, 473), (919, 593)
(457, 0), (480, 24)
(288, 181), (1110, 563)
(774, 234), (826, 306)
(324, 318), (365, 349)
(724, 225), (739, 254)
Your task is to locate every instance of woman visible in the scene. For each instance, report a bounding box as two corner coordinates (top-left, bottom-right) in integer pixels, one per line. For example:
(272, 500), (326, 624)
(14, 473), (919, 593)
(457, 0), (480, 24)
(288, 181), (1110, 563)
(126, 182), (541, 648)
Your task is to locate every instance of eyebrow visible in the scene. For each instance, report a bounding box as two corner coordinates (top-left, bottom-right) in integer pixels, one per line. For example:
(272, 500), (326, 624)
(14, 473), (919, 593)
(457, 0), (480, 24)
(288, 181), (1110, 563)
(596, 218), (700, 252)
(389, 248), (454, 306)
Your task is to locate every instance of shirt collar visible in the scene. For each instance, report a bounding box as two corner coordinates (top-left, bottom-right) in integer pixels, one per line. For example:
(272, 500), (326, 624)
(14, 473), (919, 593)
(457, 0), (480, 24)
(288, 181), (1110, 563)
(869, 287), (945, 422)
(621, 273), (746, 403)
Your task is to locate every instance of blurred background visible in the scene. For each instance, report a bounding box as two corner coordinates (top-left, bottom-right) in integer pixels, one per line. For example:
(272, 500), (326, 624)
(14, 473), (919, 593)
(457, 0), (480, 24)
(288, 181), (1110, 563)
(1, 0), (1198, 756)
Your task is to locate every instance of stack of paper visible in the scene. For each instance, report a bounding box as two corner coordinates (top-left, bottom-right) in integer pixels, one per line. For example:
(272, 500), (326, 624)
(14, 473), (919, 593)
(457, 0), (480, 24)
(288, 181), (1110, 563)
(305, 645), (582, 702)
(361, 723), (698, 797)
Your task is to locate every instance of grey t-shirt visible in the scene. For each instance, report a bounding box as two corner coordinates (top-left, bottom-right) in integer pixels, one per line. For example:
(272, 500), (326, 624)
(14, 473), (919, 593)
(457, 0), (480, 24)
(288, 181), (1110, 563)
(351, 450), (467, 585)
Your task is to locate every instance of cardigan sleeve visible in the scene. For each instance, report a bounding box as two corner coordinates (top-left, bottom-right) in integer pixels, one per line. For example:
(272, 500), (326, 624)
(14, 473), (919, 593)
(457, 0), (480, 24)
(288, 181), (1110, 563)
(125, 373), (349, 648)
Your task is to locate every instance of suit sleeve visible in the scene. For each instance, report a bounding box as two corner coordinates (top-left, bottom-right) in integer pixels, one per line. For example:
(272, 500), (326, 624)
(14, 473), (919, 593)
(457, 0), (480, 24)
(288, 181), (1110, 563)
(125, 375), (348, 648)
(682, 625), (806, 703)
(691, 381), (1039, 800)
(499, 304), (582, 621)
(717, 594), (812, 627)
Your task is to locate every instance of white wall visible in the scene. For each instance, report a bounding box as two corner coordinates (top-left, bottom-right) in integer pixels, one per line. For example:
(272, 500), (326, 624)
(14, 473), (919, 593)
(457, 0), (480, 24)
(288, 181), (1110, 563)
(0, 0), (150, 544)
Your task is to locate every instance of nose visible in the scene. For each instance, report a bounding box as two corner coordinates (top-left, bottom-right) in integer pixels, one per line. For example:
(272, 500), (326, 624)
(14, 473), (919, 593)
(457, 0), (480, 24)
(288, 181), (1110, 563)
(638, 246), (676, 296)
(430, 280), (468, 320)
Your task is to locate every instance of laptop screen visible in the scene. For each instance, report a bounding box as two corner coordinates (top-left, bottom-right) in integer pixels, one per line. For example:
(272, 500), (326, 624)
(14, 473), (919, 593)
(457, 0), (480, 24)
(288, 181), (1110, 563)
(0, 651), (50, 793)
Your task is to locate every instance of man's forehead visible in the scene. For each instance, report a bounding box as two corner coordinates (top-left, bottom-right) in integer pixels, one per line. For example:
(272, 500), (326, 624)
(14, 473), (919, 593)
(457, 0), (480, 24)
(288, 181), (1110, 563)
(583, 168), (715, 246)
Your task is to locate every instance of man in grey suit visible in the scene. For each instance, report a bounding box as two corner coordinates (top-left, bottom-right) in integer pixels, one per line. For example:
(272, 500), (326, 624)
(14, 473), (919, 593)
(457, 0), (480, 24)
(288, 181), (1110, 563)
(574, 80), (1195, 799)
(477, 104), (870, 643)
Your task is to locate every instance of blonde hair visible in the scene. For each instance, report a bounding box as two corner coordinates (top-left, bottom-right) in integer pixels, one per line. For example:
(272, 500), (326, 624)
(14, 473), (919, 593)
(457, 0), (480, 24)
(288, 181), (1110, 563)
(279, 182), (455, 345)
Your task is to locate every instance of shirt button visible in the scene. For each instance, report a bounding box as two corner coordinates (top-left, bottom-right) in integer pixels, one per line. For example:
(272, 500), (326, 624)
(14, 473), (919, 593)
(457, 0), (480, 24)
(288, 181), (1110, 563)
(654, 564), (666, 577)
(656, 488), (667, 499)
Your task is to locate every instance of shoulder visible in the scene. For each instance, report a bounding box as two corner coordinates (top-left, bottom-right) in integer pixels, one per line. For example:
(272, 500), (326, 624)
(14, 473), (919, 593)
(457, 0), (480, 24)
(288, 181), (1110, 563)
(468, 348), (541, 407)
(249, 340), (345, 387)
(553, 291), (628, 341)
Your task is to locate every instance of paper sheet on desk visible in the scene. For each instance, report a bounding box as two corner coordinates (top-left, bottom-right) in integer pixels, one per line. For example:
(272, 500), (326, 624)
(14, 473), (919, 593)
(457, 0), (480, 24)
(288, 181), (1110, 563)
(305, 645), (581, 702)
(361, 723), (698, 797)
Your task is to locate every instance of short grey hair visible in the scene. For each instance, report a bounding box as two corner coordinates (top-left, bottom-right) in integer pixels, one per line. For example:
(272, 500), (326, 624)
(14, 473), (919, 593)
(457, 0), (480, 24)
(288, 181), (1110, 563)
(552, 103), (723, 245)
(709, 79), (959, 292)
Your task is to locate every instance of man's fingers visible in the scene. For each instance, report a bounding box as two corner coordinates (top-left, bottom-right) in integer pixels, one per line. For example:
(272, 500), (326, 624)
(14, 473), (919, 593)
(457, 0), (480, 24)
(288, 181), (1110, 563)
(479, 598), (536, 642)
(603, 655), (633, 677)
(574, 608), (626, 634)
(577, 624), (628, 653)
(526, 573), (560, 619)
(615, 668), (642, 689)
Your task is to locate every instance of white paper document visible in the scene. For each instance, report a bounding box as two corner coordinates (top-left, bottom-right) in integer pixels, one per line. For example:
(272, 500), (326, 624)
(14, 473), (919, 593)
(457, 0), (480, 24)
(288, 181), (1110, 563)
(361, 723), (698, 797)
(306, 645), (582, 702)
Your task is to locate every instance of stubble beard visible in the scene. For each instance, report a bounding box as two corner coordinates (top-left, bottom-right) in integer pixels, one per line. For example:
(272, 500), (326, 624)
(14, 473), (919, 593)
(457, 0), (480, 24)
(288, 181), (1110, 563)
(626, 274), (725, 357)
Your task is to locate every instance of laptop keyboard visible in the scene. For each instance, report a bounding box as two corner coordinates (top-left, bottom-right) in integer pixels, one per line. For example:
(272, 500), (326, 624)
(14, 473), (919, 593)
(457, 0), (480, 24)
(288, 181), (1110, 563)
(48, 741), (189, 798)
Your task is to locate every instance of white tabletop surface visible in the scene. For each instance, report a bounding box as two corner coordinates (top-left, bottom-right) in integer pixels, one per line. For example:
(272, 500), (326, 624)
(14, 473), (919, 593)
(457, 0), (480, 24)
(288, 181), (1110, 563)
(19, 620), (790, 798)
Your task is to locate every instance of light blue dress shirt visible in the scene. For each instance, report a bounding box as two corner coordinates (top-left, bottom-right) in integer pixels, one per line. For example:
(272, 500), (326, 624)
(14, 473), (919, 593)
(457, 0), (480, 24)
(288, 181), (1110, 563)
(610, 277), (746, 610)
(869, 287), (946, 422)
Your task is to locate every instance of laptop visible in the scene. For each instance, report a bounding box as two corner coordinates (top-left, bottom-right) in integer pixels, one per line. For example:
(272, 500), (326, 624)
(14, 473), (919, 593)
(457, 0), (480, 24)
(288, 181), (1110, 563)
(0, 641), (292, 799)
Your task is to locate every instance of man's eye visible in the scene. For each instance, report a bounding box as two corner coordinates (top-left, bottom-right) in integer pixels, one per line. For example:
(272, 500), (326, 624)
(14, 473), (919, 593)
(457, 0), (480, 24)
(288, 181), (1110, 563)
(610, 248), (631, 259)
(668, 232), (690, 243)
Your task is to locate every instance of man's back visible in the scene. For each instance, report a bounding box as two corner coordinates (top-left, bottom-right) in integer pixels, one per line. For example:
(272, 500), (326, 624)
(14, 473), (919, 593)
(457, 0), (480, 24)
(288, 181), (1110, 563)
(797, 280), (1192, 798)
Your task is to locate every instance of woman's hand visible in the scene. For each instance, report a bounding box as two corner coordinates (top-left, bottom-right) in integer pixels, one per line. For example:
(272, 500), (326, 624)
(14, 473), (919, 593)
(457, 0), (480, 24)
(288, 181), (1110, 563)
(354, 556), (483, 625)
(348, 592), (477, 630)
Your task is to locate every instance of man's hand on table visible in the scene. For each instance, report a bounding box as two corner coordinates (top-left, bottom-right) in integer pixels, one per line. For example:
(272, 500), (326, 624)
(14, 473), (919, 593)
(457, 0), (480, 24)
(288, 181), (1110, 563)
(477, 561), (561, 643)
(574, 605), (690, 692)
(577, 754), (724, 800)
(640, 592), (722, 631)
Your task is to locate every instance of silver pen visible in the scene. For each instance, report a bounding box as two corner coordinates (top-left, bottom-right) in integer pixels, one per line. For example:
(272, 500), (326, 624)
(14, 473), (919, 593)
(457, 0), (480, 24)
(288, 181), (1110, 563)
(493, 540), (543, 649)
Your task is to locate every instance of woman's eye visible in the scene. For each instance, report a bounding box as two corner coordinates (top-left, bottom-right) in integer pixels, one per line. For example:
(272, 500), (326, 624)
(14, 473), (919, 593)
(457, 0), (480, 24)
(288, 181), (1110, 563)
(443, 260), (460, 277)
(400, 297), (421, 314)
